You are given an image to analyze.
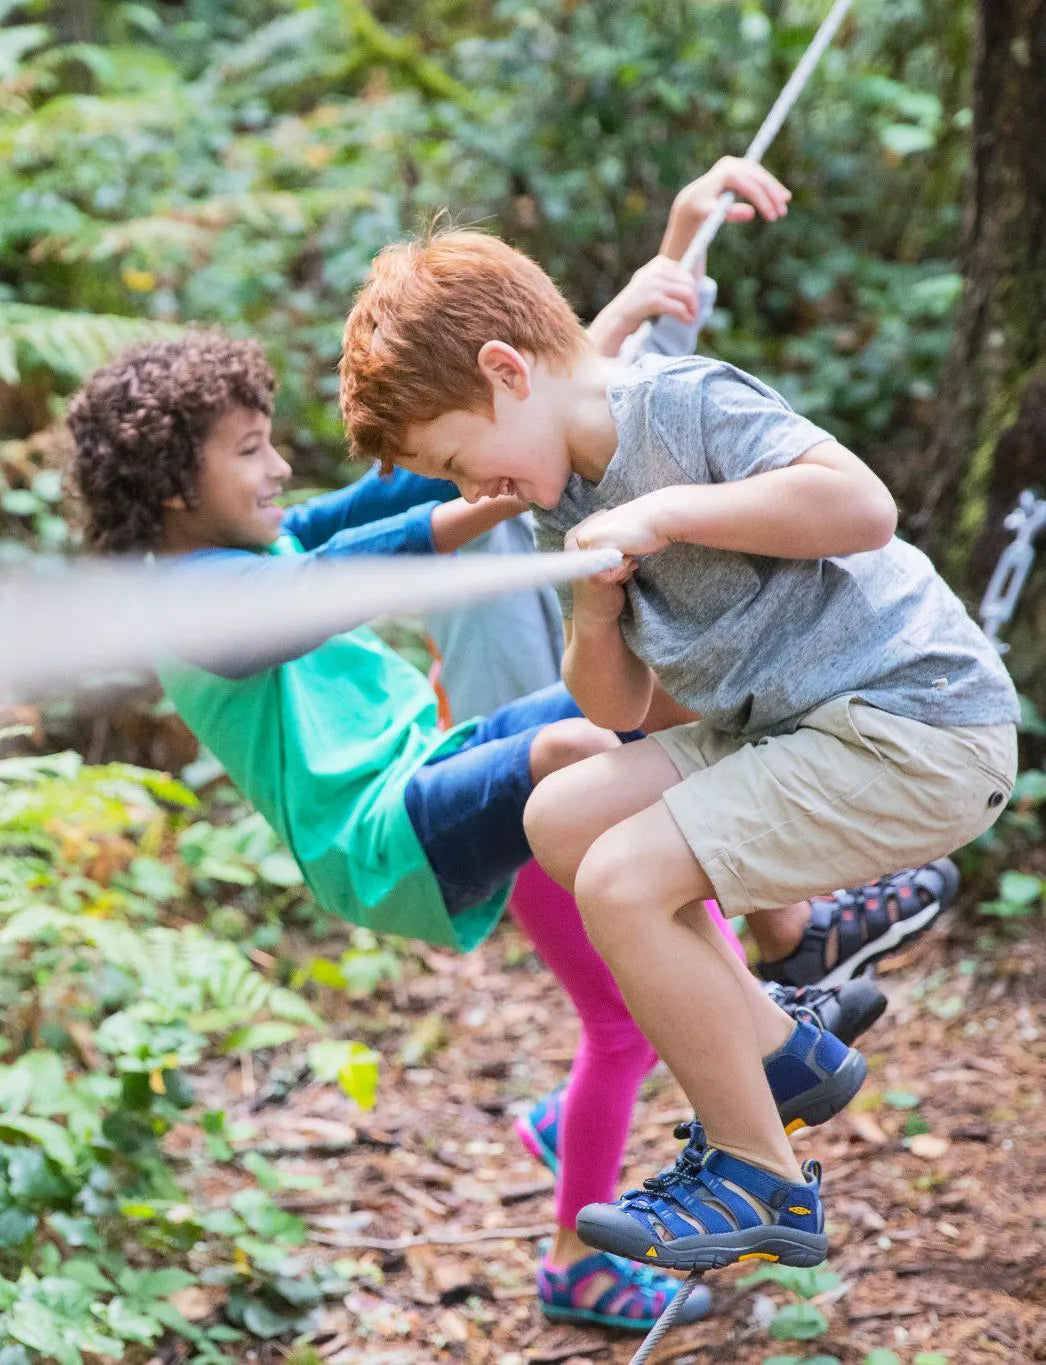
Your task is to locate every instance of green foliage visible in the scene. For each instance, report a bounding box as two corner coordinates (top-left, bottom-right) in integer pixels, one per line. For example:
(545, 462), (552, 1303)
(1, 0), (972, 537)
(744, 1261), (839, 1354)
(0, 746), (380, 1359)
(980, 868), (1045, 919)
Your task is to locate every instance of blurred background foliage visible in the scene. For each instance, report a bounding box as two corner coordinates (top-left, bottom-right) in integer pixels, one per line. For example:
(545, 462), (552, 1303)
(1, 0), (971, 545)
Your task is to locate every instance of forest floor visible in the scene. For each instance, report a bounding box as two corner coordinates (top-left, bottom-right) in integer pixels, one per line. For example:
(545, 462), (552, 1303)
(176, 900), (1046, 1365)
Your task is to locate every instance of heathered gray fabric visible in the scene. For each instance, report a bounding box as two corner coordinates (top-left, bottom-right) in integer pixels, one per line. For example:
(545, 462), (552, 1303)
(535, 353), (1019, 737)
(424, 513), (563, 719)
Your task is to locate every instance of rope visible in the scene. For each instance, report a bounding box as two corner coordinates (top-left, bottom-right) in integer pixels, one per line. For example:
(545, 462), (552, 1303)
(620, 0), (856, 363)
(629, 1269), (707, 1365)
(0, 548), (621, 701)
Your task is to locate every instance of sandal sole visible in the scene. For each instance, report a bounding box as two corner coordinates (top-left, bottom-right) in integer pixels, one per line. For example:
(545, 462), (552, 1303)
(576, 1208), (828, 1272)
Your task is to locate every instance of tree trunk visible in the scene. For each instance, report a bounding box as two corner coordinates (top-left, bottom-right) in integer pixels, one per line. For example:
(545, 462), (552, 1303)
(921, 0), (1046, 710)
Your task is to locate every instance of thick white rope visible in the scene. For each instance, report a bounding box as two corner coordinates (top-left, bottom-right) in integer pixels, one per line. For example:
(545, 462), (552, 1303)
(0, 548), (620, 701)
(620, 0), (856, 363)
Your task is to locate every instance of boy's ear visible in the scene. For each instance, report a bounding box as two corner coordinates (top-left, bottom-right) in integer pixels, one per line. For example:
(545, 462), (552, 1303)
(477, 341), (532, 399)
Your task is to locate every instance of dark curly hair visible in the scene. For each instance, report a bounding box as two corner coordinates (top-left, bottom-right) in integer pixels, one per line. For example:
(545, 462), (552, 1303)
(68, 329), (277, 554)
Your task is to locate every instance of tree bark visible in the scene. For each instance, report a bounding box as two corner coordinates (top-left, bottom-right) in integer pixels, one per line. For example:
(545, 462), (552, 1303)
(921, 0), (1046, 708)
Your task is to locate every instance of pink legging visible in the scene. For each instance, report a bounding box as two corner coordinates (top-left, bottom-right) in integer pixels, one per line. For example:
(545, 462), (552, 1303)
(509, 859), (747, 1229)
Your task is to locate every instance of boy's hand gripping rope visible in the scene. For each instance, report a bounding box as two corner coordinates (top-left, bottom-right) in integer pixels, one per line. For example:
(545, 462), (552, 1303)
(620, 0), (856, 364)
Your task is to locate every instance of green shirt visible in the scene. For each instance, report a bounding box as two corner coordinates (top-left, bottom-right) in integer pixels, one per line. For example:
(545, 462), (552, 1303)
(157, 539), (509, 951)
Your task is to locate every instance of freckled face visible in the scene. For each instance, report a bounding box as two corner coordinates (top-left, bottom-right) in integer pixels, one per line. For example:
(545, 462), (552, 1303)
(170, 406), (292, 551)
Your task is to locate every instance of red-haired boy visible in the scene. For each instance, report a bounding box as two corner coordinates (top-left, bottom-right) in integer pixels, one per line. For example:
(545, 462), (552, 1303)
(340, 188), (1018, 1270)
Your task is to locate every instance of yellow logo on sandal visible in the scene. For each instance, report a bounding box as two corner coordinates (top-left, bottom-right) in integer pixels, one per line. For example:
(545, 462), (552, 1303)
(788, 1205), (812, 1216)
(645, 1246), (659, 1259)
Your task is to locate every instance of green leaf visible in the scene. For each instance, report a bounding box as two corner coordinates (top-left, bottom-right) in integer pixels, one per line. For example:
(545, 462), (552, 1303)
(231, 1189), (306, 1244)
(30, 470), (63, 504)
(0, 335), (18, 385)
(240, 1298), (301, 1339)
(880, 123), (936, 156)
(863, 1352), (902, 1365)
(884, 1090), (921, 1110)
(1012, 769), (1046, 803)
(308, 1040), (379, 1109)
(767, 1302), (830, 1341)
(257, 850), (303, 887)
(1, 490), (41, 518)
(0, 1115), (77, 1168)
(124, 855), (183, 901)
(0, 1206), (37, 1246)
(913, 1355), (950, 1365)
(997, 870), (1043, 906)
(737, 1264), (841, 1296)
(223, 1021), (299, 1053)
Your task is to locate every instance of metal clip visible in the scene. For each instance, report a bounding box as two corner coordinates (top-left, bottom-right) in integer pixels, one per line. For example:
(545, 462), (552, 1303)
(979, 489), (1046, 652)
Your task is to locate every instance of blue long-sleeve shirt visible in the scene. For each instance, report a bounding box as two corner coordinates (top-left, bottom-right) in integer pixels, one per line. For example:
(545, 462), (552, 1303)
(176, 469), (456, 677)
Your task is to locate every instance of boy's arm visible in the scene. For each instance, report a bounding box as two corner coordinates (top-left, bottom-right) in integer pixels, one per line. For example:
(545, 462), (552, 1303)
(172, 494), (527, 679)
(282, 466), (459, 550)
(587, 158), (792, 359)
(573, 442), (898, 562)
(559, 527), (655, 732)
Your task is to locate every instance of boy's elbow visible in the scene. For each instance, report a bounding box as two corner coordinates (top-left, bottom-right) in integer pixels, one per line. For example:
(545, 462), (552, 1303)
(852, 481), (897, 551)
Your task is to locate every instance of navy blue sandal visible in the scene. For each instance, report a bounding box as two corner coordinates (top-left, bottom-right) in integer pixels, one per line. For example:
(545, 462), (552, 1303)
(577, 1146), (827, 1272)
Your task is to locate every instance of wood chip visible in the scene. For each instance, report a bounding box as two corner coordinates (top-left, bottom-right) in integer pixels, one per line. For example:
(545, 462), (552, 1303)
(909, 1133), (951, 1159)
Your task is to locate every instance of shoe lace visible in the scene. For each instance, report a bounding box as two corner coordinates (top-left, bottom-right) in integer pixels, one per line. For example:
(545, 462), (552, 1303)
(638, 1118), (707, 1194)
(765, 979), (835, 1030)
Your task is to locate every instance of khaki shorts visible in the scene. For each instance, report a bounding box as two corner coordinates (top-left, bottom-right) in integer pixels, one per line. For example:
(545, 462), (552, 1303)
(654, 695), (1017, 915)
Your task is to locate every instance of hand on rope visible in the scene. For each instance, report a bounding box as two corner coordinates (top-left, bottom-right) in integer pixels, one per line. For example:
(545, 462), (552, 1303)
(661, 157), (792, 263)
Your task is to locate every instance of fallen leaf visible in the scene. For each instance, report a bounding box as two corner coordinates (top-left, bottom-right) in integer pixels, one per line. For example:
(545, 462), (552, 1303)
(909, 1134), (951, 1159)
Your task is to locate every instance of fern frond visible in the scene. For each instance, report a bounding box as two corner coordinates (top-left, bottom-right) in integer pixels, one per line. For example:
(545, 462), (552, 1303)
(0, 303), (179, 386)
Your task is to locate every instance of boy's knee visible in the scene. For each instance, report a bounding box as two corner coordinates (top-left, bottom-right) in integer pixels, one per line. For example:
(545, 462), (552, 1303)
(528, 718), (619, 785)
(523, 770), (575, 878)
(573, 832), (637, 950)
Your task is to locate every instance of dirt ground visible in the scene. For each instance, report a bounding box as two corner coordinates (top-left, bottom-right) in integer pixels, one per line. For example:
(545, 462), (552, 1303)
(199, 907), (1046, 1365)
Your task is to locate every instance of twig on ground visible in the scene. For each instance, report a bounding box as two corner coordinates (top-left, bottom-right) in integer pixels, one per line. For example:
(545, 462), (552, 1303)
(311, 1222), (554, 1250)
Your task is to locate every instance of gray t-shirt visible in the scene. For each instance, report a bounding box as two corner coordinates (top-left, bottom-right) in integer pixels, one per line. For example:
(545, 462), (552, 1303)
(536, 354), (1019, 737)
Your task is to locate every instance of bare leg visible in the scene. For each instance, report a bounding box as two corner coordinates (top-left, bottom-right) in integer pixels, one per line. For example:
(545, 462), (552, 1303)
(526, 740), (795, 1059)
(574, 804), (802, 1181)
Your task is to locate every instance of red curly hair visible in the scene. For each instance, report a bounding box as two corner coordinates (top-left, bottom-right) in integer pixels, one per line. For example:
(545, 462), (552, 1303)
(339, 228), (588, 470)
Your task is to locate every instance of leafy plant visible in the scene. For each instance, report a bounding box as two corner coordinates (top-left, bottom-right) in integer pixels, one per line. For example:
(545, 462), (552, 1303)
(743, 1262), (840, 1350)
(980, 868), (1045, 919)
(0, 747), (377, 1359)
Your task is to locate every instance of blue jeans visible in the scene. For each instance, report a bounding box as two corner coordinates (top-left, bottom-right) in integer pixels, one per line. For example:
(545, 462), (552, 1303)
(404, 683), (585, 916)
